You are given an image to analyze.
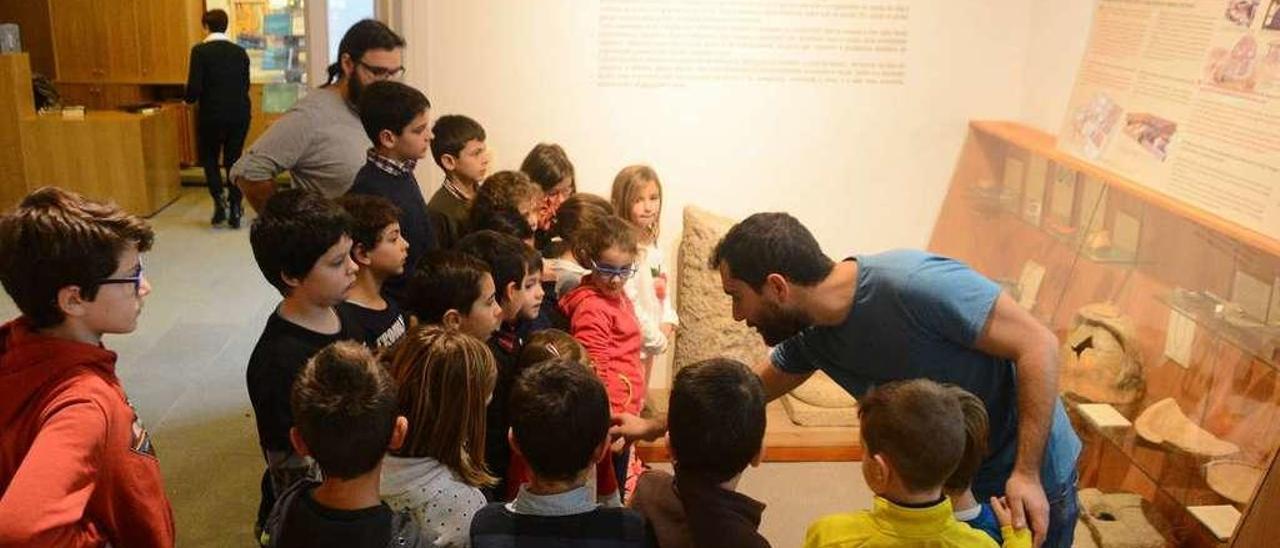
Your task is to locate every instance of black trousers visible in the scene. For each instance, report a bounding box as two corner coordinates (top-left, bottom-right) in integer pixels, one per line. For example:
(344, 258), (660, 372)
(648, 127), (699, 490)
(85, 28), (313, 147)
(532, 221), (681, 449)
(197, 116), (250, 206)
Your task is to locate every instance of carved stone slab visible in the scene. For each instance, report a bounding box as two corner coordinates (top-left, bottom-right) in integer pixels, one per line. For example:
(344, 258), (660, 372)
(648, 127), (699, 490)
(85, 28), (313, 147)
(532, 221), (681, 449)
(1204, 460), (1265, 504)
(1078, 488), (1165, 548)
(1134, 398), (1239, 458)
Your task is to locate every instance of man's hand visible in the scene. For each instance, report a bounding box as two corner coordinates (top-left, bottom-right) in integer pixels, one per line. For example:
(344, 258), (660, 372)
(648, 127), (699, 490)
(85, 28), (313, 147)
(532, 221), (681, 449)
(238, 178), (277, 214)
(609, 413), (665, 444)
(1005, 471), (1049, 547)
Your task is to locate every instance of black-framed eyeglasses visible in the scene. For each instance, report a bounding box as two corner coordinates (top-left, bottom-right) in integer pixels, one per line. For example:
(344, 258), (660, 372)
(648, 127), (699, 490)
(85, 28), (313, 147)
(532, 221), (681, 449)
(592, 260), (638, 281)
(358, 60), (406, 81)
(99, 258), (145, 295)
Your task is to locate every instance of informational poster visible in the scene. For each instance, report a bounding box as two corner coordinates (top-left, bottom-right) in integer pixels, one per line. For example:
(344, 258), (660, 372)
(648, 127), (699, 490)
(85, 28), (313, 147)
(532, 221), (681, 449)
(1059, 0), (1280, 239)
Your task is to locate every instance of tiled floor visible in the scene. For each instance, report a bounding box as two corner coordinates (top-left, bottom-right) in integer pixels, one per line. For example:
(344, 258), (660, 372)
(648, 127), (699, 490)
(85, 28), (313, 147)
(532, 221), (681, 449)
(0, 190), (870, 547)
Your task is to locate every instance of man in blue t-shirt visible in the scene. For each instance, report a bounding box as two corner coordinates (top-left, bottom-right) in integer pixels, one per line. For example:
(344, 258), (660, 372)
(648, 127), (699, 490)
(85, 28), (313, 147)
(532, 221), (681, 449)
(710, 212), (1081, 548)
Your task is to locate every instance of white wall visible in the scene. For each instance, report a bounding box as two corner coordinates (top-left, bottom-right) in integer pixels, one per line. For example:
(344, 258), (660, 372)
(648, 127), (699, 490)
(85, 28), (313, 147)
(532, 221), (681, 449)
(1018, 0), (1095, 133)
(400, 0), (1056, 255)
(398, 0), (1095, 386)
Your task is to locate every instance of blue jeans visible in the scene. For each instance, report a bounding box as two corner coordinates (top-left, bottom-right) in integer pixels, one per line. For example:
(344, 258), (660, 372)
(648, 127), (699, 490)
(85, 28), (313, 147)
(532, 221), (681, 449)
(1043, 469), (1079, 548)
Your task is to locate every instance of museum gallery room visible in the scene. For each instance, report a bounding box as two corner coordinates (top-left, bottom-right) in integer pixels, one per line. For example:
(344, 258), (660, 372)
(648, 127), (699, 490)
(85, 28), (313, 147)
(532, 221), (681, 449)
(3, 0), (1280, 547)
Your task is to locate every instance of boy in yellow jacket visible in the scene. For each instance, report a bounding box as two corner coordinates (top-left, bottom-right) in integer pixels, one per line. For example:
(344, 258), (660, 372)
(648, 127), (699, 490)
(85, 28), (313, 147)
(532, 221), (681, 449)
(803, 379), (1031, 548)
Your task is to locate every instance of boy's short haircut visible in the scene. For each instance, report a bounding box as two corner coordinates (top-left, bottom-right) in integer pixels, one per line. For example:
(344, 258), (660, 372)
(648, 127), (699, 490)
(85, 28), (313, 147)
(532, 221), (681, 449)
(668, 358), (766, 483)
(404, 250), (490, 324)
(523, 246), (544, 280)
(943, 385), (990, 492)
(357, 81), (431, 145)
(455, 230), (534, 305)
(519, 143), (575, 192)
(334, 194), (402, 254)
(572, 214), (639, 266)
(250, 189), (352, 296)
(509, 359), (611, 482)
(470, 171), (543, 232)
(0, 187), (155, 328)
(202, 9), (229, 33)
(859, 379), (967, 492)
(711, 212), (835, 291)
(429, 114), (486, 169)
(519, 329), (590, 371)
(470, 206), (533, 243)
(290, 340), (399, 479)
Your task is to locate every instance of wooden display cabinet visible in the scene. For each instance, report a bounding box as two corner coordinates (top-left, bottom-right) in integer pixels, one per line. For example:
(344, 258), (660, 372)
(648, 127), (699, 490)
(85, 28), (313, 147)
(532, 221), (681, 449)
(929, 121), (1280, 547)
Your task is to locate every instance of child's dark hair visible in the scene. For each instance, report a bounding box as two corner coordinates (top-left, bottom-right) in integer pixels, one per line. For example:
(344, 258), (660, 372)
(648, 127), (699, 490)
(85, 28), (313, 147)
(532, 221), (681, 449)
(456, 230), (535, 305)
(572, 214), (639, 267)
(357, 81), (430, 146)
(388, 325), (498, 487)
(859, 379), (967, 492)
(470, 171), (543, 233)
(291, 341), (399, 479)
(325, 19), (405, 86)
(470, 206), (533, 243)
(334, 194), (401, 256)
(510, 358), (611, 482)
(518, 329), (590, 371)
(668, 358), (766, 483)
(0, 187), (154, 328)
(202, 9), (229, 33)
(520, 143), (576, 193)
(546, 193), (613, 258)
(405, 250), (491, 324)
(430, 114), (486, 170)
(943, 385), (990, 493)
(250, 189), (352, 296)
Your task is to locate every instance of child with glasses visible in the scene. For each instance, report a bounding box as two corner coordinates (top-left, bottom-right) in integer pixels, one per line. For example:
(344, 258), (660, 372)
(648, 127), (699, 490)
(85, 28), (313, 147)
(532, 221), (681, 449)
(559, 215), (646, 498)
(0, 187), (174, 546)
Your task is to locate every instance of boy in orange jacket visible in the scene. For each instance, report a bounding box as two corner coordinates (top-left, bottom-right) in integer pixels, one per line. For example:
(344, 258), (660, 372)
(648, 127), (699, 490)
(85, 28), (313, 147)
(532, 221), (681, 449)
(0, 187), (174, 547)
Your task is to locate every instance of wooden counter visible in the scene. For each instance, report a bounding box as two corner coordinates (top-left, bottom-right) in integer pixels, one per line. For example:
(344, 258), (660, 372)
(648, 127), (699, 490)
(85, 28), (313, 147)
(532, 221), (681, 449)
(1, 53), (180, 215)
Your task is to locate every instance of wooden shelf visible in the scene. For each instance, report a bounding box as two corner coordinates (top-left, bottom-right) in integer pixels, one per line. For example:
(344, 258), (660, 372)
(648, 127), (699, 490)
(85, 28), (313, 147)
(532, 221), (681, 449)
(969, 121), (1280, 258)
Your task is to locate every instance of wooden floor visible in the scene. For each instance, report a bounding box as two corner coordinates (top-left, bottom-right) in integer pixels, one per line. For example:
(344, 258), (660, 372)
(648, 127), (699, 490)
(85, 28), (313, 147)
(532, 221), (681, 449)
(638, 389), (862, 462)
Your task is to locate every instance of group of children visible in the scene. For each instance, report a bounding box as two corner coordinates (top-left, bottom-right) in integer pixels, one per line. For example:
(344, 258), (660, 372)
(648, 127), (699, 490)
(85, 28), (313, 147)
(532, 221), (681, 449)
(0, 74), (1035, 548)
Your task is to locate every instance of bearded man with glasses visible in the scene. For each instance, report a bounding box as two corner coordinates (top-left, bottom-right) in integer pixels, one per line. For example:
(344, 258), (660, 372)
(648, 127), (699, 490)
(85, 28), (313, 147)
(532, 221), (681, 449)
(231, 19), (408, 213)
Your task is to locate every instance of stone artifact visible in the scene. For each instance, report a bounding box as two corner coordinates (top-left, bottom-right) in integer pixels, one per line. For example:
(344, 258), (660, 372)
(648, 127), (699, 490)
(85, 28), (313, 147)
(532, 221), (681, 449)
(674, 206), (771, 369)
(1060, 303), (1145, 404)
(781, 371), (858, 427)
(1077, 488), (1165, 548)
(674, 206), (857, 427)
(1204, 460), (1265, 504)
(1134, 398), (1239, 458)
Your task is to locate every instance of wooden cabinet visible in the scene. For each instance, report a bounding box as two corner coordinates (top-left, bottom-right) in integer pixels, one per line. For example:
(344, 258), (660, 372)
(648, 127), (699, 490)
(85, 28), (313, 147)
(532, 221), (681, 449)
(49, 0), (100, 81)
(99, 0), (141, 81)
(49, 0), (201, 84)
(56, 83), (146, 110)
(135, 0), (203, 82)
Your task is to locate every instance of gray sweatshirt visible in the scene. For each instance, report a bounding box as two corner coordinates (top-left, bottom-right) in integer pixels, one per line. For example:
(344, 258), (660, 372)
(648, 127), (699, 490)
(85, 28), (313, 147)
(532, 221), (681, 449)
(229, 87), (370, 197)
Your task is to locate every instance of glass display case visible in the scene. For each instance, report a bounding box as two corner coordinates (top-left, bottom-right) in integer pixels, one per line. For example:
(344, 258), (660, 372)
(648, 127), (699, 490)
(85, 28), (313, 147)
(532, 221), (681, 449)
(930, 121), (1280, 547)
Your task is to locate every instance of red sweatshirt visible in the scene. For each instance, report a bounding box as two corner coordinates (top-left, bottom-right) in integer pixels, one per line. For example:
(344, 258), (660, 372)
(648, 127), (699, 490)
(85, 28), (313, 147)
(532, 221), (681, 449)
(0, 318), (175, 547)
(560, 279), (645, 415)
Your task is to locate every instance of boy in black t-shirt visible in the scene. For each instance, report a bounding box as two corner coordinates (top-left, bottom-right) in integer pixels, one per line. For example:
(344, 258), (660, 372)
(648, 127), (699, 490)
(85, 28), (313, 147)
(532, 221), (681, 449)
(263, 341), (424, 548)
(346, 81), (437, 303)
(247, 189), (363, 542)
(335, 194), (409, 350)
(455, 230), (545, 500)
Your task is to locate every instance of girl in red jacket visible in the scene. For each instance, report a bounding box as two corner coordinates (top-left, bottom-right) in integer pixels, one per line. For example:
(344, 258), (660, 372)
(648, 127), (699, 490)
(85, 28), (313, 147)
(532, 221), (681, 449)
(558, 215), (644, 496)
